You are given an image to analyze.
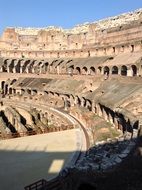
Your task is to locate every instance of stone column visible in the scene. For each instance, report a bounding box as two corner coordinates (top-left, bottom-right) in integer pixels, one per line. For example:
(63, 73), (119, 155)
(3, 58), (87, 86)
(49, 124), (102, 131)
(20, 66), (23, 73)
(7, 66), (10, 73)
(127, 67), (133, 77)
(13, 67), (16, 73)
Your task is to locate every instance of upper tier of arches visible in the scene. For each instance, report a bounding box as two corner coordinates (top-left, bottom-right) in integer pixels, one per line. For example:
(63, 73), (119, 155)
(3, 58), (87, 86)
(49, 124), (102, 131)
(1, 53), (142, 77)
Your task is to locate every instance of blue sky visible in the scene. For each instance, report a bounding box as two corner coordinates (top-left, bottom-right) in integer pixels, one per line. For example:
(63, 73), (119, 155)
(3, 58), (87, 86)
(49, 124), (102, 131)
(0, 0), (142, 34)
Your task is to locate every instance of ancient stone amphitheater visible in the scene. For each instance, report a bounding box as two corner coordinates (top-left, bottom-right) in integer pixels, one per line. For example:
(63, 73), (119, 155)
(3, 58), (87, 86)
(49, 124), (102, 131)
(0, 8), (142, 190)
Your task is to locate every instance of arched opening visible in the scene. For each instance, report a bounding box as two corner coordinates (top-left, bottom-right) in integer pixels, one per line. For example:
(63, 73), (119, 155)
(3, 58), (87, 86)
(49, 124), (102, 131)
(113, 47), (116, 53)
(5, 84), (8, 95)
(13, 89), (16, 94)
(68, 65), (74, 76)
(75, 96), (81, 106)
(32, 89), (37, 95)
(9, 88), (13, 94)
(112, 66), (118, 75)
(121, 65), (127, 76)
(27, 89), (31, 95)
(10, 79), (17, 85)
(98, 66), (102, 74)
(86, 100), (92, 111)
(88, 50), (90, 57)
(131, 65), (137, 76)
(81, 97), (86, 107)
(131, 45), (134, 52)
(49, 91), (54, 97)
(44, 62), (49, 72)
(82, 67), (88, 75)
(103, 66), (110, 75)
(44, 91), (48, 95)
(7, 60), (13, 73)
(21, 89), (25, 95)
(1, 81), (5, 91)
(76, 67), (81, 75)
(90, 67), (95, 75)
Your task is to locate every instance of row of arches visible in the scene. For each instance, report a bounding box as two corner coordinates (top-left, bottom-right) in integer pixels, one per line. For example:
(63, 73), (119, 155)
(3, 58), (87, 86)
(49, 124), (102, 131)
(1, 79), (139, 139)
(69, 64), (138, 77)
(0, 57), (140, 77)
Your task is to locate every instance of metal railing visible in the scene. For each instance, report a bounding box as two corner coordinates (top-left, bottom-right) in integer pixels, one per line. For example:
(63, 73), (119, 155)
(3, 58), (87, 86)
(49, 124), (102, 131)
(24, 179), (47, 190)
(0, 124), (74, 140)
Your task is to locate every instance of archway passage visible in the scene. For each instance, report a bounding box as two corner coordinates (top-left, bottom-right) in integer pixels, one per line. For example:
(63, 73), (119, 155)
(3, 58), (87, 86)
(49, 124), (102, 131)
(82, 67), (88, 75)
(112, 66), (118, 75)
(76, 67), (81, 75)
(90, 67), (95, 75)
(131, 65), (137, 76)
(121, 65), (127, 76)
(104, 66), (110, 75)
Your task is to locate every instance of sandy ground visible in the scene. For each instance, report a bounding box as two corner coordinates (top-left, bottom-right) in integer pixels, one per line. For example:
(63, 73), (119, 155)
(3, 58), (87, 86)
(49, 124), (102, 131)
(0, 129), (78, 190)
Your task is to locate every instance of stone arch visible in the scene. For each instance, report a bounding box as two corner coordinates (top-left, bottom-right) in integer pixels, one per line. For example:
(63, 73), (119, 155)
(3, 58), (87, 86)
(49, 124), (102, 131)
(90, 67), (96, 75)
(4, 84), (8, 95)
(27, 89), (31, 95)
(81, 97), (86, 107)
(32, 89), (37, 95)
(8, 59), (15, 73)
(103, 66), (110, 75)
(2, 59), (9, 72)
(82, 67), (88, 75)
(10, 79), (17, 85)
(21, 89), (25, 95)
(22, 60), (32, 73)
(130, 44), (134, 52)
(15, 59), (22, 73)
(68, 65), (74, 75)
(131, 65), (137, 76)
(69, 94), (75, 107)
(75, 96), (81, 106)
(9, 88), (13, 94)
(54, 92), (60, 97)
(44, 91), (48, 95)
(112, 66), (118, 75)
(1, 81), (5, 91)
(86, 99), (92, 111)
(76, 67), (81, 75)
(48, 91), (54, 97)
(44, 62), (49, 72)
(121, 65), (127, 76)
(97, 66), (102, 74)
(13, 89), (16, 94)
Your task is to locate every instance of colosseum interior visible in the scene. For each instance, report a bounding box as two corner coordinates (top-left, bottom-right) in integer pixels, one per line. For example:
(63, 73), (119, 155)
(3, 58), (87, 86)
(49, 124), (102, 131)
(0, 8), (142, 190)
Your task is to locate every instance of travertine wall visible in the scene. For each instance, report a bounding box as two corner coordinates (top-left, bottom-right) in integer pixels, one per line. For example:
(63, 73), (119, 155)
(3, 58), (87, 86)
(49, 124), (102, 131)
(0, 8), (142, 58)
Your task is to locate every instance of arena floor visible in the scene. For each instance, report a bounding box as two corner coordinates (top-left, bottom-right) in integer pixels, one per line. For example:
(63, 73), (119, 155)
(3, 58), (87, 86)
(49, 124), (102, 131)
(0, 129), (78, 190)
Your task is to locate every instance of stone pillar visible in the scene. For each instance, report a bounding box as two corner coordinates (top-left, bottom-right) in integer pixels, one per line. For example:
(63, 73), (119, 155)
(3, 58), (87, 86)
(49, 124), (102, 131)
(118, 68), (121, 75)
(70, 96), (74, 107)
(13, 67), (16, 73)
(0, 67), (3, 72)
(81, 98), (85, 107)
(64, 98), (68, 111)
(103, 110), (108, 121)
(7, 66), (10, 73)
(57, 66), (60, 75)
(20, 67), (23, 73)
(108, 114), (114, 124)
(127, 67), (133, 76)
(39, 66), (42, 74)
(26, 67), (29, 73)
(32, 67), (35, 73)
